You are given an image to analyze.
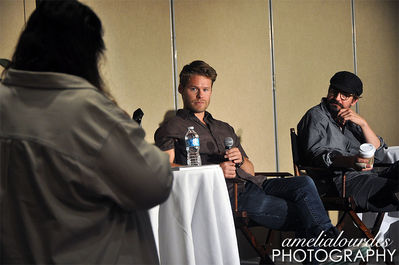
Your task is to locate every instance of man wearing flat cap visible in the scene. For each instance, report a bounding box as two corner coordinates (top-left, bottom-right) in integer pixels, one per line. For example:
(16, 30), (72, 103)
(297, 71), (399, 212)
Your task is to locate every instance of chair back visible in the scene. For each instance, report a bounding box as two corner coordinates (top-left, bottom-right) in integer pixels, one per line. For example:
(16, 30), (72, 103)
(1, 138), (12, 198)
(290, 128), (301, 176)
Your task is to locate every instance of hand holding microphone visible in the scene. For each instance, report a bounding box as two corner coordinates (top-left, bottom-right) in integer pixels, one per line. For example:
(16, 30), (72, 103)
(220, 137), (245, 179)
(224, 137), (244, 168)
(218, 137), (235, 178)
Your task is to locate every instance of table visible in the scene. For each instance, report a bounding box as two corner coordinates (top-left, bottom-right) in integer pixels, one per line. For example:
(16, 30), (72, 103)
(149, 165), (240, 265)
(382, 146), (399, 163)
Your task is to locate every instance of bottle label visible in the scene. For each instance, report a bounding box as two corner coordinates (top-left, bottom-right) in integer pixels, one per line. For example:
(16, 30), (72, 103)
(186, 138), (200, 147)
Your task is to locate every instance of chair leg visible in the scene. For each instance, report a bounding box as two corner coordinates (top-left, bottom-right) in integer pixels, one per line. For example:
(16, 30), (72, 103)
(259, 257), (274, 265)
(348, 210), (374, 240)
(239, 226), (275, 265)
(264, 229), (274, 254)
(371, 212), (385, 236)
(348, 211), (395, 265)
(336, 210), (348, 231)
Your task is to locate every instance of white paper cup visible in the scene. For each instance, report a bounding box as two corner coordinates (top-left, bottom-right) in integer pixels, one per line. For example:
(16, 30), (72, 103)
(356, 143), (376, 169)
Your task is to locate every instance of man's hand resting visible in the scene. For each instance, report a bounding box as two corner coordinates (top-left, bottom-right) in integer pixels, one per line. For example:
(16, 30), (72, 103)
(220, 161), (236, 178)
(353, 155), (373, 171)
(333, 155), (373, 171)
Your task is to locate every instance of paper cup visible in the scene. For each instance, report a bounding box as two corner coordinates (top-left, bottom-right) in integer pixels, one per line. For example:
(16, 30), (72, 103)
(356, 143), (376, 169)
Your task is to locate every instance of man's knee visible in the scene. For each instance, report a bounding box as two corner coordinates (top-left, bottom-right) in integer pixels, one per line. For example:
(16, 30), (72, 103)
(296, 175), (317, 189)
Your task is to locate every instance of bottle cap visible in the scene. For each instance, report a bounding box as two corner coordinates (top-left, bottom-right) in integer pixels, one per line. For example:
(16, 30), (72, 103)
(359, 143), (376, 158)
(188, 126), (194, 130)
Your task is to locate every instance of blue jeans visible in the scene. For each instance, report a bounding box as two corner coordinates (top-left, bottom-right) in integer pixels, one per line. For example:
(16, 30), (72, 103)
(238, 175), (333, 238)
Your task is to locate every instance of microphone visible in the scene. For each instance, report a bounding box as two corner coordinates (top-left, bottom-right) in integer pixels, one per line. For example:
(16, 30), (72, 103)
(224, 137), (243, 168)
(224, 137), (234, 150)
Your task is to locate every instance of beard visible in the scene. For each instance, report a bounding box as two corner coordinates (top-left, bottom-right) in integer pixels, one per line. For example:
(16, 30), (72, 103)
(326, 98), (345, 126)
(183, 98), (209, 113)
(327, 98), (343, 114)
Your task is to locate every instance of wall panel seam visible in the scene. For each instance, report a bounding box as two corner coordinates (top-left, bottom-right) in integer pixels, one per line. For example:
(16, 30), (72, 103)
(268, 0), (279, 171)
(351, 0), (359, 113)
(169, 0), (179, 111)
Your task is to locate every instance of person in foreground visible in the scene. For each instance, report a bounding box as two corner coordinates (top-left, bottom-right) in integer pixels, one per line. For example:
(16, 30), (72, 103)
(0, 1), (172, 264)
(297, 71), (399, 212)
(155, 60), (339, 264)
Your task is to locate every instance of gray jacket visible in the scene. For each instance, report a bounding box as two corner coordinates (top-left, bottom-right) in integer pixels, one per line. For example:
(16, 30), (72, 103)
(297, 98), (386, 195)
(0, 69), (173, 264)
(297, 98), (386, 168)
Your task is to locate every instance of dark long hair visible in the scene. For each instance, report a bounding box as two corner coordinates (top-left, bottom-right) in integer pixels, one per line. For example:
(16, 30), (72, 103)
(10, 0), (108, 95)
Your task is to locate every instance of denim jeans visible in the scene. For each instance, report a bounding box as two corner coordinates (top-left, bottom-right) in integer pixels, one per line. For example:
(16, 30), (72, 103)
(238, 175), (333, 238)
(237, 176), (333, 264)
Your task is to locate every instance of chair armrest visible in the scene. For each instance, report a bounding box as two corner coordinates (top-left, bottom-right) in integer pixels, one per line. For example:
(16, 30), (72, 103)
(374, 163), (393, 167)
(255, 172), (292, 177)
(322, 196), (356, 211)
(225, 177), (246, 184)
(301, 165), (347, 173)
(302, 166), (352, 197)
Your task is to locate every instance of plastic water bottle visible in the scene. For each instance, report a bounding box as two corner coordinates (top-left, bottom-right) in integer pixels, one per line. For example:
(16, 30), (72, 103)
(185, 126), (202, 166)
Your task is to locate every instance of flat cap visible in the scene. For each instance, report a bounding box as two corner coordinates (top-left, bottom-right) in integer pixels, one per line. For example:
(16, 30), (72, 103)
(330, 71), (363, 97)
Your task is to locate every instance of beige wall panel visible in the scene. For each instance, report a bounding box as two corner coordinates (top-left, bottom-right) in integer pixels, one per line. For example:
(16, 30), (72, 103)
(356, 0), (399, 146)
(25, 0), (36, 15)
(0, 0), (35, 61)
(83, 0), (173, 142)
(174, 0), (275, 171)
(273, 0), (353, 173)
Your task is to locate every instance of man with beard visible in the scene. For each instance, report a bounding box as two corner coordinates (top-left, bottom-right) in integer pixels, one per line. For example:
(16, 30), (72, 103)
(297, 71), (399, 212)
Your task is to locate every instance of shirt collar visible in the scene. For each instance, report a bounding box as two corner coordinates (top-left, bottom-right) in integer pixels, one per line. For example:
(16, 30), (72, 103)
(321, 97), (329, 110)
(2, 68), (95, 90)
(176, 109), (214, 123)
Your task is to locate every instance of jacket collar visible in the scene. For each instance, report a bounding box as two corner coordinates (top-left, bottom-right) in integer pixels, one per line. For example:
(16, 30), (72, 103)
(2, 68), (95, 90)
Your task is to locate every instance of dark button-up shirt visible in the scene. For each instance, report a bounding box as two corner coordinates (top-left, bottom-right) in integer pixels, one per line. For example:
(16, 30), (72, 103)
(154, 109), (267, 197)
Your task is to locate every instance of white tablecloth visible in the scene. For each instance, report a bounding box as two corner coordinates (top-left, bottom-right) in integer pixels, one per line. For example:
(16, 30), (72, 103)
(149, 165), (240, 265)
(382, 146), (399, 163)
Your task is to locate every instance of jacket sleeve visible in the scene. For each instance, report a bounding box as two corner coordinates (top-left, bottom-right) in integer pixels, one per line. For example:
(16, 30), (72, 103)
(298, 113), (340, 168)
(374, 136), (387, 163)
(349, 122), (387, 163)
(97, 120), (173, 211)
(154, 122), (176, 151)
